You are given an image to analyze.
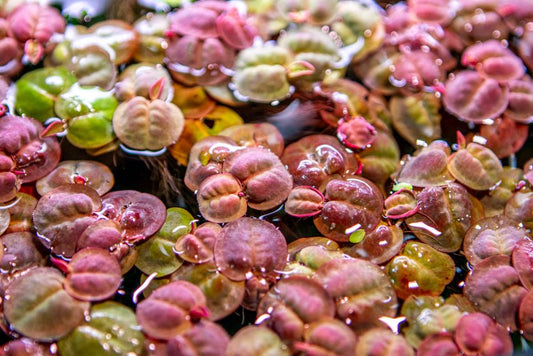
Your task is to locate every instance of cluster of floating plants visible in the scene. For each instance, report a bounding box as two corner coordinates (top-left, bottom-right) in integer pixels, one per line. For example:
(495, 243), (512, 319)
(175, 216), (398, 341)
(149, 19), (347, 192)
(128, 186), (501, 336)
(2, 0), (533, 355)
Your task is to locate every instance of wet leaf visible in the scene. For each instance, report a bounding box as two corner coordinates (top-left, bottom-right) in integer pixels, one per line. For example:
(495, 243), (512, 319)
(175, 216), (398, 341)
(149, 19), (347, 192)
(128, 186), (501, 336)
(14, 67), (76, 122)
(447, 142), (503, 190)
(136, 207), (194, 277)
(343, 223), (404, 265)
(214, 217), (287, 282)
(219, 123), (285, 157)
(225, 326), (290, 356)
(443, 70), (509, 123)
(55, 84), (118, 150)
(454, 312), (513, 356)
(36, 160), (114, 196)
(115, 63), (172, 102)
(196, 173), (247, 223)
(294, 318), (357, 356)
(3, 267), (89, 341)
(100, 190), (166, 243)
(314, 257), (398, 332)
(512, 239), (533, 290)
(406, 183), (482, 252)
(519, 289), (533, 341)
(33, 184), (102, 258)
(386, 241), (455, 299)
(171, 262), (245, 321)
(464, 255), (527, 331)
(314, 178), (383, 242)
(390, 93), (441, 147)
(256, 276), (335, 342)
(284, 186), (324, 218)
(282, 135), (359, 192)
(174, 222), (220, 264)
(464, 215), (529, 266)
(167, 320), (230, 356)
(136, 280), (208, 340)
(355, 328), (414, 355)
(223, 147), (293, 210)
(62, 247), (122, 301)
(58, 301), (144, 356)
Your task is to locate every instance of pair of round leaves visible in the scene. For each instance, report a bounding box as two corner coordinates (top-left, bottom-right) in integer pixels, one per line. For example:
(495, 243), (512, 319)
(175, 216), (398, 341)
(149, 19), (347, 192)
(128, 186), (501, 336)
(286, 177), (384, 242)
(197, 146), (293, 223)
(113, 96), (185, 151)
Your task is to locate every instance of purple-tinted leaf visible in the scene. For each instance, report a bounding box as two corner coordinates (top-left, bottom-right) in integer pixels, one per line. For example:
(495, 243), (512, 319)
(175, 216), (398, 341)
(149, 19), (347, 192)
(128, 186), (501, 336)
(443, 70), (509, 123)
(314, 258), (398, 332)
(214, 217), (287, 282)
(256, 276), (335, 342)
(314, 178), (383, 242)
(167, 320), (229, 356)
(0, 115), (61, 184)
(519, 289), (533, 341)
(61, 247), (122, 301)
(462, 40), (525, 83)
(408, 0), (455, 24)
(196, 173), (247, 223)
(477, 116), (529, 159)
(384, 189), (418, 219)
(216, 7), (256, 50)
(100, 190), (166, 243)
(447, 142), (503, 190)
(281, 135), (359, 192)
(454, 312), (513, 356)
(293, 318), (357, 356)
(3, 267), (89, 341)
(223, 147), (293, 210)
(406, 183), (483, 252)
(464, 255), (527, 331)
(175, 222), (220, 264)
(355, 327), (414, 355)
(33, 184), (101, 258)
(76, 219), (123, 251)
(505, 189), (533, 230)
(184, 136), (240, 191)
(464, 215), (529, 266)
(136, 281), (209, 340)
(36, 160), (114, 197)
(0, 338), (53, 356)
(284, 186), (324, 218)
(343, 223), (404, 265)
(395, 140), (453, 187)
(512, 239), (533, 290)
(337, 116), (377, 151)
(0, 232), (46, 274)
(417, 332), (459, 356)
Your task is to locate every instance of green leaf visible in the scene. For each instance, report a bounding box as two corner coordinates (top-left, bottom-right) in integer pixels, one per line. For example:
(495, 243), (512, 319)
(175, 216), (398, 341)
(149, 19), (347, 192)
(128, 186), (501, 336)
(58, 301), (144, 356)
(349, 229), (365, 244)
(135, 208), (195, 277)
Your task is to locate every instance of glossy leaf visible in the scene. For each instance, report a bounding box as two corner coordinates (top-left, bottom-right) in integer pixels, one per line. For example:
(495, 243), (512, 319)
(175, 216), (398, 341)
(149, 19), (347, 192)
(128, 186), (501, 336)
(36, 160), (114, 196)
(214, 217), (287, 282)
(196, 173), (247, 223)
(58, 301), (144, 356)
(386, 241), (455, 299)
(136, 207), (194, 277)
(3, 267), (89, 341)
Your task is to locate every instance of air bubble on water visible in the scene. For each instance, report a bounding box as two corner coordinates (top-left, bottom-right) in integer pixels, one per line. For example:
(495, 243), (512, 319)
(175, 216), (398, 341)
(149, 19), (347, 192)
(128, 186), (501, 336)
(464, 23), (473, 32)
(389, 75), (406, 88)
(84, 310), (91, 322)
(364, 29), (372, 38)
